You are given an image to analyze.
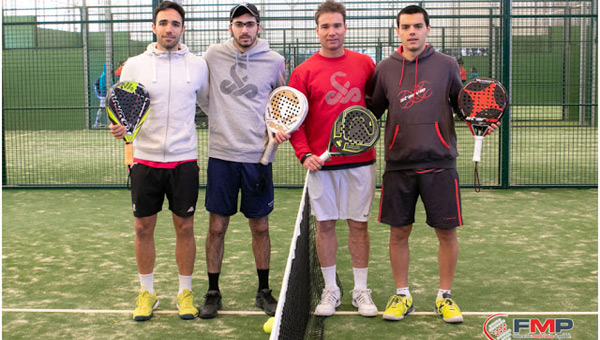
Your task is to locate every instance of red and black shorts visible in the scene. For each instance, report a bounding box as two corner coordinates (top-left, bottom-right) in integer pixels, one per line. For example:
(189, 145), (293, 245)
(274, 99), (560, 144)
(378, 168), (463, 229)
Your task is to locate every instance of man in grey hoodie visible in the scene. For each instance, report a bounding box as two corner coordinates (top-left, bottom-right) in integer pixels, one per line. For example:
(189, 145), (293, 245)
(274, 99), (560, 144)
(197, 2), (287, 319)
(109, 1), (209, 322)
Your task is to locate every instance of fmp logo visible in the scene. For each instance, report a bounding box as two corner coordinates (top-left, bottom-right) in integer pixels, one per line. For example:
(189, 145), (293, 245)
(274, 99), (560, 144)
(484, 314), (574, 339)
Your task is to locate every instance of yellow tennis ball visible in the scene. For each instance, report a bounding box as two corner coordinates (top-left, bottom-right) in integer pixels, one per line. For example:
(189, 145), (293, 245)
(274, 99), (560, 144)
(263, 316), (274, 334)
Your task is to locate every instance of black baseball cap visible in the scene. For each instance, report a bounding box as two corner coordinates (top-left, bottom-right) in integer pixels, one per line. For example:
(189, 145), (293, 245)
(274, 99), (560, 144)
(230, 3), (260, 22)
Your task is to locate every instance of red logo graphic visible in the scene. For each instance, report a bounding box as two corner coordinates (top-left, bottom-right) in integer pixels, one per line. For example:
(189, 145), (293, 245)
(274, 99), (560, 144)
(397, 81), (432, 109)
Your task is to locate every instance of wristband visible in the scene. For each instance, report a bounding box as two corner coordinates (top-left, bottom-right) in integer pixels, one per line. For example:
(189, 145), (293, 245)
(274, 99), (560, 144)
(301, 153), (313, 164)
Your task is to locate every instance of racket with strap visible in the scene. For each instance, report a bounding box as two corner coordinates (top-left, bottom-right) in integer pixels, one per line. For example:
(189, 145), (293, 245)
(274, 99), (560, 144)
(260, 86), (308, 165)
(458, 77), (507, 192)
(319, 106), (380, 162)
(106, 81), (151, 167)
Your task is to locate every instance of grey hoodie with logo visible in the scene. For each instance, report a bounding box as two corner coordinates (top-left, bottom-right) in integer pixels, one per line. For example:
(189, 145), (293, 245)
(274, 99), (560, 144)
(199, 38), (286, 163)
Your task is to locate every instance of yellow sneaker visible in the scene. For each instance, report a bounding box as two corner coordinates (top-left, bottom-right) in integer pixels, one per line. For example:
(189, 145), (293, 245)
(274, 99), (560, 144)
(133, 290), (158, 321)
(177, 289), (199, 320)
(382, 294), (414, 321)
(435, 293), (463, 323)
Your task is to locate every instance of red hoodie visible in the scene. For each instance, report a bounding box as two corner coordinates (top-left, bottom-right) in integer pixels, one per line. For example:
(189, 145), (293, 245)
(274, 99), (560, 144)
(289, 49), (376, 169)
(368, 44), (463, 171)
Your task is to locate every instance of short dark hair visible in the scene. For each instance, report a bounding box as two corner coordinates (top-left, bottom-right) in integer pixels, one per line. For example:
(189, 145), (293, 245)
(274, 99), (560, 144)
(397, 5), (429, 28)
(153, 1), (185, 25)
(315, 0), (346, 25)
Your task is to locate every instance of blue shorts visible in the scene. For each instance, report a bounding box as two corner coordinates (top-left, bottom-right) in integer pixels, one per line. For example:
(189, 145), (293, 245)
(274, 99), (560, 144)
(205, 158), (274, 218)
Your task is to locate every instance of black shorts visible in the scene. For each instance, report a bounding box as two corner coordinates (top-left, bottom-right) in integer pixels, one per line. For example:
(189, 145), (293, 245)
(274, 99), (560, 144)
(378, 168), (463, 229)
(130, 162), (199, 218)
(204, 158), (274, 218)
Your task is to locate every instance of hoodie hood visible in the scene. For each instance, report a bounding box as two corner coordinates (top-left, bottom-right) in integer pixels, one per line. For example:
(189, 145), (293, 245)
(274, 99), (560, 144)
(144, 42), (192, 83)
(390, 44), (435, 89)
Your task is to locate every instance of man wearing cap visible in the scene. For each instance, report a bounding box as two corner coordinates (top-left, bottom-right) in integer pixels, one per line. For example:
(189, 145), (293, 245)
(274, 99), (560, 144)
(197, 2), (287, 319)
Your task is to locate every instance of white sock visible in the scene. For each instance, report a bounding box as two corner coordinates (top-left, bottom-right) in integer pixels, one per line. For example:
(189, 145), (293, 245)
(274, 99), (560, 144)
(437, 289), (451, 300)
(396, 287), (411, 298)
(178, 274), (193, 295)
(321, 265), (338, 289)
(139, 272), (154, 294)
(352, 267), (368, 291)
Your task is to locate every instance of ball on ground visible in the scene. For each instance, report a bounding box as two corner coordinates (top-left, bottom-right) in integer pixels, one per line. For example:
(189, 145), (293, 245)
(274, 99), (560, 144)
(263, 316), (274, 334)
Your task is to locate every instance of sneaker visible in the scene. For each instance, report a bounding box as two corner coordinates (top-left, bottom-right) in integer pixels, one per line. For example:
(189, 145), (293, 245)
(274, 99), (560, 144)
(435, 293), (463, 323)
(382, 294), (414, 321)
(176, 289), (199, 320)
(132, 290), (159, 322)
(255, 288), (278, 316)
(199, 290), (222, 319)
(351, 289), (378, 317)
(314, 287), (341, 317)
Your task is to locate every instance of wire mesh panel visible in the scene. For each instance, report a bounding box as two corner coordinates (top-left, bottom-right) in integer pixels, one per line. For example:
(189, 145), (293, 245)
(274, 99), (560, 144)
(2, 0), (597, 188)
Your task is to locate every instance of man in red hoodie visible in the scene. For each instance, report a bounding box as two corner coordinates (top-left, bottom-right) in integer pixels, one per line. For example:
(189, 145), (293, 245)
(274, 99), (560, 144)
(289, 0), (378, 318)
(369, 5), (498, 324)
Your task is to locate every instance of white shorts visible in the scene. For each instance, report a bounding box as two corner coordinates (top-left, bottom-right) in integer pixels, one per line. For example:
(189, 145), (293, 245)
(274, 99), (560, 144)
(307, 164), (376, 222)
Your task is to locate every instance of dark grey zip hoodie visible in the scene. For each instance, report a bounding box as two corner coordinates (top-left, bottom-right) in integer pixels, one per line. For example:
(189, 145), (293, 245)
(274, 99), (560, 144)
(369, 44), (463, 171)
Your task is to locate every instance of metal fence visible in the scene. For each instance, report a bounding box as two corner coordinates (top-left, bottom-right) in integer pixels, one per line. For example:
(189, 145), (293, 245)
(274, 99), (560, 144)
(2, 0), (597, 188)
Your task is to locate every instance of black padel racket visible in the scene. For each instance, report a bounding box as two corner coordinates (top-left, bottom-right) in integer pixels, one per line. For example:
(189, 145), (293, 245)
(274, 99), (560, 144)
(260, 86), (308, 165)
(319, 106), (380, 162)
(106, 81), (151, 166)
(458, 77), (507, 191)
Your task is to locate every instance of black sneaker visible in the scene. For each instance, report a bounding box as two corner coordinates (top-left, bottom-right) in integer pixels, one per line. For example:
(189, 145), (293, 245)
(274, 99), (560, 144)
(255, 288), (277, 316)
(199, 290), (222, 319)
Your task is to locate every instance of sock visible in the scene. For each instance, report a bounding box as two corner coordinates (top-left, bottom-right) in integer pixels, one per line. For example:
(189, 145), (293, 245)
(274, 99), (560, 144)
(139, 272), (154, 295)
(352, 267), (368, 291)
(257, 269), (270, 291)
(321, 265), (337, 289)
(437, 289), (451, 300)
(208, 272), (220, 292)
(178, 274), (193, 295)
(396, 287), (411, 298)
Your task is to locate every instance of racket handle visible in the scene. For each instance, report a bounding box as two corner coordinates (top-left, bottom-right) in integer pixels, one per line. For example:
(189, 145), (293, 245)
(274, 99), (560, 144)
(124, 142), (133, 166)
(472, 135), (484, 163)
(319, 151), (331, 162)
(260, 140), (276, 165)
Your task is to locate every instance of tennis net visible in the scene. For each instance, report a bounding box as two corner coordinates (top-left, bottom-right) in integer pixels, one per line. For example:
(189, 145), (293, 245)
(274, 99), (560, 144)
(270, 173), (342, 340)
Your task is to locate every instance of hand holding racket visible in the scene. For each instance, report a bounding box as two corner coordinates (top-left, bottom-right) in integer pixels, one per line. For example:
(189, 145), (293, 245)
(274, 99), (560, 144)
(106, 81), (151, 166)
(458, 77), (507, 191)
(260, 86), (308, 165)
(319, 106), (380, 162)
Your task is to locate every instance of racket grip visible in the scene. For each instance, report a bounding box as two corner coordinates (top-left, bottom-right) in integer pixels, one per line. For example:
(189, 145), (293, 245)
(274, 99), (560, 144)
(472, 135), (484, 163)
(124, 142), (133, 166)
(319, 151), (331, 162)
(260, 140), (276, 165)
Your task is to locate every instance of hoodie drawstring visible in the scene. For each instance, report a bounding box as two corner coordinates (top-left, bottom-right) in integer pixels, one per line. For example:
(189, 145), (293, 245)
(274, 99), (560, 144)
(397, 53), (420, 94)
(151, 54), (157, 83)
(184, 54), (191, 83)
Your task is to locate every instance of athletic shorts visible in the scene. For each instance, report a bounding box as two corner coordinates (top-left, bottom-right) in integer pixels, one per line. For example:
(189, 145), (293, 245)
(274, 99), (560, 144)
(130, 161), (199, 218)
(379, 168), (463, 229)
(307, 164), (376, 222)
(204, 158), (274, 219)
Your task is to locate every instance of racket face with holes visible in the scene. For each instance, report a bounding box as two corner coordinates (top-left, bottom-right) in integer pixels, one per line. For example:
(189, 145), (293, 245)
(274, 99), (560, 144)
(327, 106), (380, 157)
(106, 81), (151, 143)
(265, 86), (308, 134)
(459, 78), (507, 136)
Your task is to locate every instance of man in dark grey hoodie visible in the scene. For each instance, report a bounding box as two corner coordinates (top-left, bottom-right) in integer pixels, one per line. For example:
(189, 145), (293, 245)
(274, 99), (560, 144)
(369, 5), (498, 324)
(197, 2), (287, 319)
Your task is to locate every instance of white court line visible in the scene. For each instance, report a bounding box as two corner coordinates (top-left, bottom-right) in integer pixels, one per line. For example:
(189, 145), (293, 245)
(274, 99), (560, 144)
(2, 308), (597, 316)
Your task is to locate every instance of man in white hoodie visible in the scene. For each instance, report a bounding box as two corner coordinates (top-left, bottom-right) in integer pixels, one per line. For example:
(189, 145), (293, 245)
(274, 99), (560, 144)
(109, 1), (209, 322)
(197, 3), (287, 319)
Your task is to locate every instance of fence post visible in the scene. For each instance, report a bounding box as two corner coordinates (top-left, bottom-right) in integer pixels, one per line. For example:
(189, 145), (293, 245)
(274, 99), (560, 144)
(500, 0), (512, 189)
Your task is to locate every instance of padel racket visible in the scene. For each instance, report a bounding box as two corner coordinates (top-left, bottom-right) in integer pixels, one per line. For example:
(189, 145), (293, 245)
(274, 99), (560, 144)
(319, 106), (380, 162)
(106, 81), (151, 166)
(260, 86), (308, 165)
(458, 77), (507, 191)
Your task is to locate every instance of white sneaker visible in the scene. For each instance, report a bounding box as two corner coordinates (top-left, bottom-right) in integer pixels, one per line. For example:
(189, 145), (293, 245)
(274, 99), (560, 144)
(314, 287), (341, 316)
(352, 289), (378, 317)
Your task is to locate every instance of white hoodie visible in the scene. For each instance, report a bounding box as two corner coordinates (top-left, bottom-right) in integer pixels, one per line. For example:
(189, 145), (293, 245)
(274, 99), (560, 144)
(120, 43), (209, 162)
(200, 38), (285, 163)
